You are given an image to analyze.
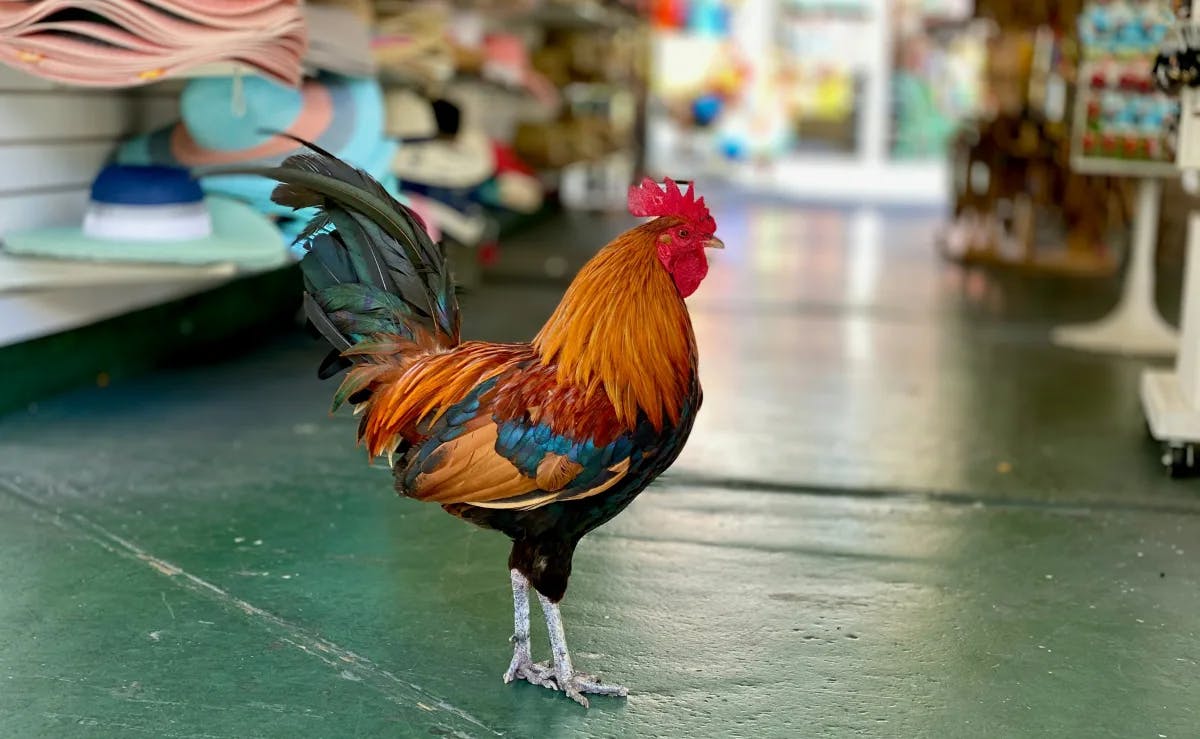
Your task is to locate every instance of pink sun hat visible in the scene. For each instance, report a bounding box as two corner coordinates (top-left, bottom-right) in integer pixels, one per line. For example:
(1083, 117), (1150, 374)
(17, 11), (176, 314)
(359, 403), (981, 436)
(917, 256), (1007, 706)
(0, 0), (306, 87)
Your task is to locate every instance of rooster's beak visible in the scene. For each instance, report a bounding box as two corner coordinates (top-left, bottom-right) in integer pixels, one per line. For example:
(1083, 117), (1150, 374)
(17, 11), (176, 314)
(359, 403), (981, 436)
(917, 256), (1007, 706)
(705, 237), (725, 250)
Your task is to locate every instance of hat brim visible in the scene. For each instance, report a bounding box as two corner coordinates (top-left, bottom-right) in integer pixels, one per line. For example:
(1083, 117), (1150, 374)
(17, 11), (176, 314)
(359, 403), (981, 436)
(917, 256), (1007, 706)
(120, 76), (377, 169)
(3, 196), (287, 269)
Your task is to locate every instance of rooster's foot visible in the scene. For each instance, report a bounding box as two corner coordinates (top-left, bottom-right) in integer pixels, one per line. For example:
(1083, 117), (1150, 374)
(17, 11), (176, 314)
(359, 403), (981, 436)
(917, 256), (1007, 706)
(503, 651), (555, 688)
(534, 661), (629, 708)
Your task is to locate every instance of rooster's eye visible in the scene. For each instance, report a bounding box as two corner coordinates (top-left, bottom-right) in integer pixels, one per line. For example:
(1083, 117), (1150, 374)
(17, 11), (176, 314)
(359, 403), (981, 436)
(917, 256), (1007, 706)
(678, 229), (690, 239)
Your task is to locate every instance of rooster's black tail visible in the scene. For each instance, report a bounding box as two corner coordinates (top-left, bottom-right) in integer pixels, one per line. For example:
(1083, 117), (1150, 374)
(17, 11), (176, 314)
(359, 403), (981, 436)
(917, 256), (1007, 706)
(206, 136), (460, 379)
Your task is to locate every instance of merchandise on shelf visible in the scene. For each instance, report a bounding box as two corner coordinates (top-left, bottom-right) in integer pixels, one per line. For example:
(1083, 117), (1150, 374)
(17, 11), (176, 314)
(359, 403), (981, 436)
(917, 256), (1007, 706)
(774, 0), (872, 151)
(1078, 0), (1178, 59)
(940, 3), (1136, 276)
(1072, 1), (1185, 172)
(1078, 63), (1181, 162)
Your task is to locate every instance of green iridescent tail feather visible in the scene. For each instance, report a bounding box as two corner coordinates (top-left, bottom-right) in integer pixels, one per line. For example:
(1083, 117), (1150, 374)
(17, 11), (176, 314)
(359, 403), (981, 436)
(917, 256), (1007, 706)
(205, 136), (461, 379)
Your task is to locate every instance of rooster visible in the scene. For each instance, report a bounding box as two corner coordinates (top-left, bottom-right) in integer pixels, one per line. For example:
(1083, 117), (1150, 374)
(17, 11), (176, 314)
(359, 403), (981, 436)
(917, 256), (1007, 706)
(227, 140), (722, 707)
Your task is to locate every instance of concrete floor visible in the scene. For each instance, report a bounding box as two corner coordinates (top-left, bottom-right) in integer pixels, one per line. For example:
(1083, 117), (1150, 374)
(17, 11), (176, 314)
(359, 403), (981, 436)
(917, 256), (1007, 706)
(1, 197), (1198, 737)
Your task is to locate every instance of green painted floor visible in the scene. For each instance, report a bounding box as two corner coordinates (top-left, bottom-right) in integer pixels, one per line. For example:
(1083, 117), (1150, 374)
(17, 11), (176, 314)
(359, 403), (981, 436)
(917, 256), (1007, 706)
(2, 200), (1199, 737)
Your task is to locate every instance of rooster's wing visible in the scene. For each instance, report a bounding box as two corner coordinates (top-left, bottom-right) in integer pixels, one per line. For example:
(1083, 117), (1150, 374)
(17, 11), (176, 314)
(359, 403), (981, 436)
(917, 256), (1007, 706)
(391, 354), (656, 512)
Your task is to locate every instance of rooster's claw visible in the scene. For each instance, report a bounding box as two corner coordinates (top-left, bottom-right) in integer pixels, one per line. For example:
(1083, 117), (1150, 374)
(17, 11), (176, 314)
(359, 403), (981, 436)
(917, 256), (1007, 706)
(503, 656), (555, 689)
(506, 659), (627, 708)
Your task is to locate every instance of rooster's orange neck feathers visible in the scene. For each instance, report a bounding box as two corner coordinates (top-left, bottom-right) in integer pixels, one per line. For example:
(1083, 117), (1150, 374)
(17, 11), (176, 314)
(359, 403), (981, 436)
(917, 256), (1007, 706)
(533, 222), (698, 430)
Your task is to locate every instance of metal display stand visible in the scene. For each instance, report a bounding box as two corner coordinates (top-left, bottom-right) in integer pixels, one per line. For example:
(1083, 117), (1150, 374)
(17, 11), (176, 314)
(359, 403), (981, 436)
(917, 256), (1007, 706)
(1052, 49), (1182, 356)
(1051, 177), (1179, 355)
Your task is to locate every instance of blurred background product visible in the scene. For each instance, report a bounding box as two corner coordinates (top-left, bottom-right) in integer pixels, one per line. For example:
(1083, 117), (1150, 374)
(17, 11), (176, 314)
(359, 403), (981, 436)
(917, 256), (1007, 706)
(1051, 0), (1187, 356)
(939, 6), (1134, 277)
(646, 0), (981, 202)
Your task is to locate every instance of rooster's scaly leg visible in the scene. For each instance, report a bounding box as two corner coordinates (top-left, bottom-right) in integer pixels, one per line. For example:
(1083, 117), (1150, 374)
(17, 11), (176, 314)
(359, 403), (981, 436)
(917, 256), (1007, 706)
(536, 592), (628, 708)
(502, 569), (553, 687)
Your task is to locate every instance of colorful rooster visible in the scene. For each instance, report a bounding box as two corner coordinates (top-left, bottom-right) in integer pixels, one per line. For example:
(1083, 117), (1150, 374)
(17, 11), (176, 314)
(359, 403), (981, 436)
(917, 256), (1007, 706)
(230, 140), (722, 707)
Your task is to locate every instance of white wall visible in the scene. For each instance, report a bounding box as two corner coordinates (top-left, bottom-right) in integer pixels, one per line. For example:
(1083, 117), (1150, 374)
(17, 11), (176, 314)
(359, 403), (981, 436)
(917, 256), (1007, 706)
(0, 67), (198, 349)
(0, 66), (181, 237)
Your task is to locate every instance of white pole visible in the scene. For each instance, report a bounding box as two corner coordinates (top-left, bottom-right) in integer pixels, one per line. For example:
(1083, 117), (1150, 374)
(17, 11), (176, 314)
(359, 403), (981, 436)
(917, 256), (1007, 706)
(860, 0), (891, 167)
(1176, 213), (1200, 404)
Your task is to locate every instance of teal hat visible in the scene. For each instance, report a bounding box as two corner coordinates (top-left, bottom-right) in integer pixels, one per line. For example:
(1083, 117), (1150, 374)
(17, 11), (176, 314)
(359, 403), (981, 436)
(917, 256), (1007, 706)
(117, 73), (396, 218)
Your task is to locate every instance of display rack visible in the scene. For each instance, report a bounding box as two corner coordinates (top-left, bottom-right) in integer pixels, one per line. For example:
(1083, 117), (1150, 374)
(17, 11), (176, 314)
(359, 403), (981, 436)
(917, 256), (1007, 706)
(1052, 0), (1183, 355)
(1050, 176), (1179, 354)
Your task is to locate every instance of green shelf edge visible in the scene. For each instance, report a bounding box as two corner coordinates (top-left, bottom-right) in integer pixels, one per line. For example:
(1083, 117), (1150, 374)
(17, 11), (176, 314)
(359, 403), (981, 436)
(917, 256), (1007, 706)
(0, 266), (303, 416)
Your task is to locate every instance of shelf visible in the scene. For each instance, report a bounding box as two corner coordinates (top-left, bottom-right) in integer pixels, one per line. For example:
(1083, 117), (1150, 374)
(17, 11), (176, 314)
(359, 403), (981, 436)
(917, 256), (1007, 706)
(1069, 155), (1178, 179)
(0, 254), (237, 295)
(727, 157), (948, 205)
(0, 262), (290, 350)
(0, 265), (300, 414)
(508, 2), (640, 30)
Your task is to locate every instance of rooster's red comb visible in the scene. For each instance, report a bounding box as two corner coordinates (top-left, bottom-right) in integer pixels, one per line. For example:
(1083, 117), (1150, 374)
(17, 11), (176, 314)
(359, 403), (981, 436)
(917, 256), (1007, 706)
(628, 177), (714, 230)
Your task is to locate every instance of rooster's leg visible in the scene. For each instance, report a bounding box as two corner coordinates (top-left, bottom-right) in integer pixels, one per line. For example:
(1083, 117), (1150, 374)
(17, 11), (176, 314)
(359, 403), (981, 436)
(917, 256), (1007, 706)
(502, 569), (554, 687)
(536, 592), (629, 708)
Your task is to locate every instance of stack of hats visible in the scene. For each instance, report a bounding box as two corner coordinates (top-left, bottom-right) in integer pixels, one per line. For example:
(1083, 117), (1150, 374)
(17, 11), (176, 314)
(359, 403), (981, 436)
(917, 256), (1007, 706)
(0, 1), (434, 272)
(116, 71), (411, 251)
(372, 2), (454, 86)
(0, 0), (306, 87)
(385, 90), (546, 248)
(302, 0), (374, 78)
(106, 0), (402, 244)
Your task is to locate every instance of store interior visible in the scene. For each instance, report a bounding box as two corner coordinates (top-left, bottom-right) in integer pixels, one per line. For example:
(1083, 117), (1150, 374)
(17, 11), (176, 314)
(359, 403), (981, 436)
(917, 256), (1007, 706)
(1, 1), (1199, 735)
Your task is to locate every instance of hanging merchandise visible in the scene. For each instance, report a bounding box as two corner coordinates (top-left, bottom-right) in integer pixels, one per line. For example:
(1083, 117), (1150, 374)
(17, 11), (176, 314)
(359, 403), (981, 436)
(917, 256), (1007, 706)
(0, 0), (306, 87)
(939, 7), (1142, 278)
(652, 0), (689, 29)
(689, 0), (731, 36)
(1073, 0), (1183, 171)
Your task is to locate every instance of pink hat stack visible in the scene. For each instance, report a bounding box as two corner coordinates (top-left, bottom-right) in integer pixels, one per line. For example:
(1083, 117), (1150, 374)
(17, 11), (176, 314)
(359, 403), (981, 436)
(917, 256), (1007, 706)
(0, 0), (306, 87)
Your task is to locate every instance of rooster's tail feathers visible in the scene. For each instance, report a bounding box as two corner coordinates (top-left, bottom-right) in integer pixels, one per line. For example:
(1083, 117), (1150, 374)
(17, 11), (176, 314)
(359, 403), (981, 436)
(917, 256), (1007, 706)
(206, 136), (460, 375)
